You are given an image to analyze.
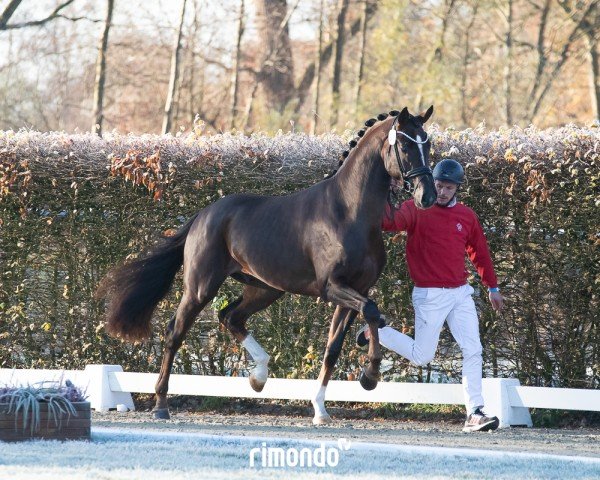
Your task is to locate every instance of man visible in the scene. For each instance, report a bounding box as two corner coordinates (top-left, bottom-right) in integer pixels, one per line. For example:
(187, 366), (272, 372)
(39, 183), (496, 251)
(356, 159), (504, 432)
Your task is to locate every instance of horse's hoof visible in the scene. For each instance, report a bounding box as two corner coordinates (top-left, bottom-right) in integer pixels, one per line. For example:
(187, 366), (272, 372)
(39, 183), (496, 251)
(153, 407), (171, 420)
(359, 370), (378, 391)
(312, 414), (332, 425)
(249, 375), (266, 392)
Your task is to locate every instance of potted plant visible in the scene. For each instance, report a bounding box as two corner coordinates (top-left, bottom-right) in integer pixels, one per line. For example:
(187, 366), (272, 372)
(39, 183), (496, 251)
(0, 380), (90, 442)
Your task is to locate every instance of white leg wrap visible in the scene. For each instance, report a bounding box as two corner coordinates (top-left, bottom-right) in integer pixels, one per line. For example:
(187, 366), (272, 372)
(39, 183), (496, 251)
(311, 385), (331, 424)
(242, 335), (270, 383)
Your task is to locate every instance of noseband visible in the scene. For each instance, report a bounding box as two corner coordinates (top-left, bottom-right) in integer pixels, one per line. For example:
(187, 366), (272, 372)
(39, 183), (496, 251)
(387, 117), (432, 193)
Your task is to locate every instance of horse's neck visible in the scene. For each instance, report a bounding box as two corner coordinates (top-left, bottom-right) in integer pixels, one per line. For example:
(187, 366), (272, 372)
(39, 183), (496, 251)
(333, 147), (389, 223)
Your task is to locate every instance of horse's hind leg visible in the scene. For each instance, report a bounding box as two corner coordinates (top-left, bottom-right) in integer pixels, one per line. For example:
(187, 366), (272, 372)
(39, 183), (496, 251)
(312, 307), (357, 425)
(218, 284), (283, 392)
(153, 273), (226, 419)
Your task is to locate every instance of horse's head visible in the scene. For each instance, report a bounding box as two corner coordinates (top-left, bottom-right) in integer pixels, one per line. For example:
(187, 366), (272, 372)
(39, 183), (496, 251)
(382, 106), (436, 209)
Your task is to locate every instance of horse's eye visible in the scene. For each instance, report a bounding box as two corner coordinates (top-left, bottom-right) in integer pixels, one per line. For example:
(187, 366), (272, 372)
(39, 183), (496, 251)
(401, 145), (408, 153)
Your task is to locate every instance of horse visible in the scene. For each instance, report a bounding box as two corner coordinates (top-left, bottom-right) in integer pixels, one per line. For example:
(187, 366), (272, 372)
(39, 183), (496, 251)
(97, 106), (437, 424)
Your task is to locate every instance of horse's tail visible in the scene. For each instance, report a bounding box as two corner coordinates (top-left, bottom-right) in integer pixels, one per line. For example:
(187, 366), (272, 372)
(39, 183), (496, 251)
(96, 214), (199, 342)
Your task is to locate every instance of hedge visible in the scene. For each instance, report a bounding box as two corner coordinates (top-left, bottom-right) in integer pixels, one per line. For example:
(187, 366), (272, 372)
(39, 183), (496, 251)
(0, 122), (598, 390)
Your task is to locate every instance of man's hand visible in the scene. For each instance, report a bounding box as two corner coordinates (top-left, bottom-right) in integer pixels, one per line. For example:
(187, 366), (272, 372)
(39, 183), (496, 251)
(489, 291), (504, 311)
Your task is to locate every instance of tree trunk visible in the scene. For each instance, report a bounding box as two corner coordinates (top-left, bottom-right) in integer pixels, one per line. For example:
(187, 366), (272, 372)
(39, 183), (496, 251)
(293, 4), (377, 116)
(162, 0), (187, 135)
(529, 1), (596, 122)
(460, 3), (478, 126)
(311, 0), (325, 134)
(414, 0), (456, 112)
(526, 0), (551, 123)
(188, 0), (202, 126)
(254, 0), (295, 113)
(331, 0), (349, 128)
(586, 31), (600, 121)
(91, 0), (114, 137)
(558, 0), (600, 122)
(242, 81), (260, 131)
(173, 57), (187, 125)
(504, 0), (514, 126)
(229, 0), (245, 130)
(244, 0), (299, 129)
(354, 0), (369, 118)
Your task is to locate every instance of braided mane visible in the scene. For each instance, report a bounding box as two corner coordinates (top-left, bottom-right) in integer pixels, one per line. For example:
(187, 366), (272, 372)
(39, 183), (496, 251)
(324, 110), (401, 179)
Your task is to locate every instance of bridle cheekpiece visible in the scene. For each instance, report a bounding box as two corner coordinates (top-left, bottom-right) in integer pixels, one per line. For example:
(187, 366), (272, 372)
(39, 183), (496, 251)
(387, 115), (433, 193)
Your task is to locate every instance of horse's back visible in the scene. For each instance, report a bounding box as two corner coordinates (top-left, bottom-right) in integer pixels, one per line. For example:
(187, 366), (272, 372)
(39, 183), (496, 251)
(184, 183), (382, 296)
(188, 189), (326, 294)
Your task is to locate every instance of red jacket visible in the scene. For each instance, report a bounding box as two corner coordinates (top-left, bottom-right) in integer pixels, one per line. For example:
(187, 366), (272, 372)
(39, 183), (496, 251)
(382, 199), (498, 289)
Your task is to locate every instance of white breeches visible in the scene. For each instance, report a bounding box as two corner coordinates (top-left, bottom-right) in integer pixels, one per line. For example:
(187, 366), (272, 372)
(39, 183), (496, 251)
(378, 284), (484, 412)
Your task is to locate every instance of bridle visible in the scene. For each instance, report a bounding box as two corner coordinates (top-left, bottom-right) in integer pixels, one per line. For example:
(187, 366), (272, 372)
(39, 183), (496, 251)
(387, 116), (433, 193)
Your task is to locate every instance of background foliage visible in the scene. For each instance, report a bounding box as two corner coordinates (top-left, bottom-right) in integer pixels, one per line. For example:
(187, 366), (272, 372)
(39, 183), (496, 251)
(2, 0), (600, 133)
(0, 122), (598, 390)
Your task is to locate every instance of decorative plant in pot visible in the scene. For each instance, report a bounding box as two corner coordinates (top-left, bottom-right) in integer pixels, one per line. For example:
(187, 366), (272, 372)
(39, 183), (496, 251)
(0, 380), (90, 441)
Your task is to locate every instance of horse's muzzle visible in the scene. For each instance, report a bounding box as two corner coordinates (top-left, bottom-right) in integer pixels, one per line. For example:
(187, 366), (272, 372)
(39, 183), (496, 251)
(413, 175), (436, 209)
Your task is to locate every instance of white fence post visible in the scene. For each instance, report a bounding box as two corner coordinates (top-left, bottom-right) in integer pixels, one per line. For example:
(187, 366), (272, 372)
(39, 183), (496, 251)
(482, 378), (532, 428)
(84, 365), (135, 412)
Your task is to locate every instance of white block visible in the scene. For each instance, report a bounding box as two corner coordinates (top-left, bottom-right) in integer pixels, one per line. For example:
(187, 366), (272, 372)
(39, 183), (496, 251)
(482, 378), (532, 428)
(84, 365), (135, 412)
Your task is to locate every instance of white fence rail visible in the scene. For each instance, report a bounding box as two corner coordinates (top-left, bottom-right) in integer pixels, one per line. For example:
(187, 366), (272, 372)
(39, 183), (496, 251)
(2, 365), (600, 428)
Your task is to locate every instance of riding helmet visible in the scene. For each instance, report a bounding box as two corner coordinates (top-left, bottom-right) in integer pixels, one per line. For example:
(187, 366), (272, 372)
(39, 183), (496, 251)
(433, 159), (464, 184)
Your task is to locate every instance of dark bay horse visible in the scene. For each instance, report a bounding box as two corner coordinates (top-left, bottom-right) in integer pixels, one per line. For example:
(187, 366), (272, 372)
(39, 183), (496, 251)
(97, 106), (437, 424)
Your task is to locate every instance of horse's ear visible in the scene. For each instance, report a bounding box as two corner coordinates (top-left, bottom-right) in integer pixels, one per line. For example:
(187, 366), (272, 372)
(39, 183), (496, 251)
(419, 105), (434, 124)
(398, 107), (410, 125)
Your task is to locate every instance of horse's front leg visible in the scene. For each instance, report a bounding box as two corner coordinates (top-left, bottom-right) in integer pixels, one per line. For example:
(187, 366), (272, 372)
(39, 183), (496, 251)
(362, 318), (384, 391)
(323, 281), (384, 391)
(312, 307), (357, 424)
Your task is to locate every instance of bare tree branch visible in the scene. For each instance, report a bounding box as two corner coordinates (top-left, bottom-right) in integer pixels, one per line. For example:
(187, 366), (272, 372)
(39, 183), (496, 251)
(0, 0), (23, 29)
(55, 14), (102, 23)
(557, 0), (600, 119)
(530, 0), (597, 120)
(0, 0), (76, 30)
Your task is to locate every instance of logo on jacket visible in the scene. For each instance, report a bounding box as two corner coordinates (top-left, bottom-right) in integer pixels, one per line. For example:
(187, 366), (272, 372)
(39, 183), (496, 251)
(456, 223), (463, 232)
